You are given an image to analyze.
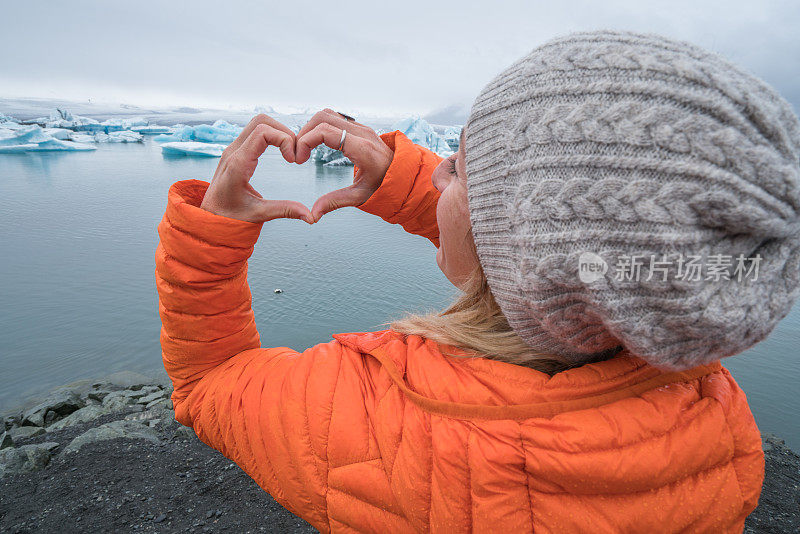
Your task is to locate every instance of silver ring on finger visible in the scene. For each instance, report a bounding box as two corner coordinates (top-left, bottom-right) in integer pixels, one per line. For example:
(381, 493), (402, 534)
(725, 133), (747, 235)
(337, 129), (347, 152)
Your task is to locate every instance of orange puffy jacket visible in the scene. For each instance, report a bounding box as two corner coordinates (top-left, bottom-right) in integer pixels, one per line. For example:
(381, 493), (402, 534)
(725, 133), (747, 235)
(155, 131), (764, 533)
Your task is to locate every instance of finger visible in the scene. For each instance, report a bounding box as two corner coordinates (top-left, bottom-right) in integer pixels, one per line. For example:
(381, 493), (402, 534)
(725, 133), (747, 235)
(256, 199), (314, 224)
(295, 109), (373, 149)
(244, 182), (263, 198)
(295, 122), (371, 165)
(226, 114), (295, 157)
(320, 108), (375, 138)
(235, 123), (296, 172)
(310, 183), (372, 221)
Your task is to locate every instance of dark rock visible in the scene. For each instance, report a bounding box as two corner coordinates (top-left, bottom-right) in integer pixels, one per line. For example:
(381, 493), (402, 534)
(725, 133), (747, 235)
(145, 398), (170, 411)
(86, 389), (113, 402)
(21, 389), (85, 427)
(44, 410), (58, 425)
(154, 513), (167, 523)
(8, 426), (45, 440)
(45, 405), (112, 432)
(64, 420), (160, 454)
(137, 390), (168, 405)
(173, 426), (196, 441)
(101, 391), (136, 411)
(1, 431), (14, 450)
(2, 414), (21, 431)
(0, 442), (59, 477)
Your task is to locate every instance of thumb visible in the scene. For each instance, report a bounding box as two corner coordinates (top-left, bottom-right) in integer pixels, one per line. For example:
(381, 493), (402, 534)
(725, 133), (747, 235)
(311, 184), (371, 222)
(255, 199), (314, 224)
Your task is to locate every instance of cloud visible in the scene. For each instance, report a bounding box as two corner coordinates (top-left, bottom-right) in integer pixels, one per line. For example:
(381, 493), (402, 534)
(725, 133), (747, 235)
(1, 0), (798, 115)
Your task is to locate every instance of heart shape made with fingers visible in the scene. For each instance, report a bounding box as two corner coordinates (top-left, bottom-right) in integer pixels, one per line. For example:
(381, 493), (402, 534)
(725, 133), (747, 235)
(199, 109), (394, 225)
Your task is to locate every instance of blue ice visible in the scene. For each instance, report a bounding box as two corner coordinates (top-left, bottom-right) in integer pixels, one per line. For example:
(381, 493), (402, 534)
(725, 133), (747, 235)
(161, 142), (226, 157)
(154, 120), (242, 144)
(391, 117), (454, 156)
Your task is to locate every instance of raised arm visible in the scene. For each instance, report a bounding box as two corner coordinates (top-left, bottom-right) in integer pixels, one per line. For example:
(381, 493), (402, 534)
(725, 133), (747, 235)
(358, 131), (442, 247)
(155, 115), (377, 532)
(295, 109), (443, 246)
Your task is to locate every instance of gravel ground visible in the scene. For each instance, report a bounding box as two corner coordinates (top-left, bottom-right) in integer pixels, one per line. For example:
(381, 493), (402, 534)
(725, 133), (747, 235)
(0, 406), (316, 533)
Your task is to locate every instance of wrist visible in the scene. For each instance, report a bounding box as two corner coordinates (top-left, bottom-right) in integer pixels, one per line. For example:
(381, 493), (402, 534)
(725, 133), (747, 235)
(165, 180), (263, 248)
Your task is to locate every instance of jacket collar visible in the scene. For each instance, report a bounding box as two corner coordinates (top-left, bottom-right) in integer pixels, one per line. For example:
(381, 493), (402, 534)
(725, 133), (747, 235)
(333, 330), (721, 420)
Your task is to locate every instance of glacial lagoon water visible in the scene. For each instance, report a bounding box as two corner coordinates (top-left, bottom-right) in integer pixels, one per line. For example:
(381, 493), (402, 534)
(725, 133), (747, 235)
(0, 138), (798, 450)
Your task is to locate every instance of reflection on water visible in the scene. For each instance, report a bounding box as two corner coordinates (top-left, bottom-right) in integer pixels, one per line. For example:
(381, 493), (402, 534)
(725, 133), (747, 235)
(0, 139), (798, 450)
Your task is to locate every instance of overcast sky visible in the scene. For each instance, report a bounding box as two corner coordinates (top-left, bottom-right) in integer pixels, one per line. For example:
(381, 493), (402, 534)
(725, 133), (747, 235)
(3, 0), (799, 117)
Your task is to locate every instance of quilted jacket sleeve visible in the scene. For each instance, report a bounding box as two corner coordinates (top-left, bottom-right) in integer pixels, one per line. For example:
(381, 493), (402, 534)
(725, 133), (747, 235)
(357, 130), (443, 247)
(155, 179), (367, 532)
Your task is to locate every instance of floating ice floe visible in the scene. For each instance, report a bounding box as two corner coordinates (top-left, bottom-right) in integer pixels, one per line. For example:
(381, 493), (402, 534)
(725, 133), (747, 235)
(443, 125), (462, 151)
(312, 145), (352, 166)
(0, 144), (38, 153)
(154, 120), (242, 144)
(392, 117), (454, 156)
(70, 130), (144, 143)
(26, 110), (160, 135)
(101, 116), (148, 130)
(154, 125), (193, 142)
(0, 120), (28, 131)
(0, 112), (22, 126)
(130, 125), (170, 135)
(43, 128), (74, 140)
(321, 156), (352, 167)
(42, 109), (101, 130)
(161, 142), (226, 157)
(0, 125), (96, 152)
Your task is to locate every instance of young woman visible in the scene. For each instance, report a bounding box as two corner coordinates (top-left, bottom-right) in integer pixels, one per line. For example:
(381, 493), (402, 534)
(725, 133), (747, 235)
(155, 30), (800, 532)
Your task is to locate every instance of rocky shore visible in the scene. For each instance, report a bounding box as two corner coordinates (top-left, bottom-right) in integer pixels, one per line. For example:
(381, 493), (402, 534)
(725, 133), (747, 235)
(1, 372), (798, 533)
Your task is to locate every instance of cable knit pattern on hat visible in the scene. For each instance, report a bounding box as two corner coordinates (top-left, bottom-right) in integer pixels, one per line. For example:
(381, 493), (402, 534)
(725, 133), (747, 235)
(464, 29), (800, 370)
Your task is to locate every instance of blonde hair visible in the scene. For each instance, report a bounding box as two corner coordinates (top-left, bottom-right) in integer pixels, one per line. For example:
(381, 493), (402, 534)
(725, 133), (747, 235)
(389, 262), (581, 375)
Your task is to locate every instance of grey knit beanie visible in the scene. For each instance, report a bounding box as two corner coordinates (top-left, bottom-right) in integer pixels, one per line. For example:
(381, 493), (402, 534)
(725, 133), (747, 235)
(464, 29), (800, 371)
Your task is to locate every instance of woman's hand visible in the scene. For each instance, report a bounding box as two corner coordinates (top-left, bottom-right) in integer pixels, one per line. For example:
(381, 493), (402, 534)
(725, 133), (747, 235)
(295, 109), (394, 222)
(200, 114), (314, 224)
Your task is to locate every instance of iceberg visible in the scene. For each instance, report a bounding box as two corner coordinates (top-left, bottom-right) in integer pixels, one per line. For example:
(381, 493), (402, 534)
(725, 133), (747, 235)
(43, 128), (73, 140)
(71, 130), (143, 143)
(323, 156), (353, 167)
(443, 125), (462, 151)
(27, 110), (153, 134)
(0, 125), (96, 152)
(0, 125), (50, 145)
(193, 120), (241, 143)
(25, 139), (97, 151)
(45, 109), (101, 130)
(1, 114), (33, 131)
(0, 120), (28, 131)
(312, 145), (352, 166)
(154, 125), (194, 143)
(101, 117), (149, 130)
(107, 130), (143, 143)
(0, 144), (38, 153)
(154, 120), (242, 144)
(161, 142), (225, 157)
(391, 117), (454, 156)
(130, 125), (170, 134)
(69, 133), (96, 143)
